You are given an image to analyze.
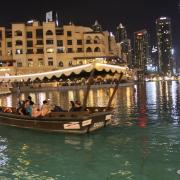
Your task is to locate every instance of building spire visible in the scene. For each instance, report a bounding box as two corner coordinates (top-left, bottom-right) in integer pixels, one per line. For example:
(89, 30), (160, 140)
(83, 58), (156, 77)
(92, 20), (102, 32)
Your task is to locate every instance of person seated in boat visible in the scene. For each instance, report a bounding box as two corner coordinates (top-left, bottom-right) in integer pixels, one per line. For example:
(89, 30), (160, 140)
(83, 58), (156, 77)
(74, 100), (83, 111)
(69, 101), (76, 112)
(51, 104), (65, 112)
(41, 100), (50, 116)
(27, 95), (34, 106)
(18, 100), (30, 115)
(3, 107), (12, 113)
(32, 104), (41, 118)
(16, 99), (24, 114)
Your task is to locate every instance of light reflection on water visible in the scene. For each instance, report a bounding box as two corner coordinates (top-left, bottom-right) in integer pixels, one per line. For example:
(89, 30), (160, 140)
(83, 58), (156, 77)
(0, 81), (180, 179)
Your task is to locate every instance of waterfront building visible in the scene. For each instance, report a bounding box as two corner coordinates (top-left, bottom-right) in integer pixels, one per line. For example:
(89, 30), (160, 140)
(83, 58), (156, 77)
(156, 17), (173, 75)
(0, 20), (121, 75)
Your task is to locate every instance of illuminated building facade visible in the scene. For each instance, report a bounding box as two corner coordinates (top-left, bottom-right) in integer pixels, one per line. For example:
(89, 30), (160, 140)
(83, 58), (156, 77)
(115, 23), (132, 66)
(134, 29), (149, 72)
(0, 20), (120, 74)
(156, 17), (173, 75)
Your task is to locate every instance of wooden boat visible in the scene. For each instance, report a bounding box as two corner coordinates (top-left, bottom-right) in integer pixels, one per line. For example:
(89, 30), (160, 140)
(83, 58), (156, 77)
(0, 63), (124, 134)
(0, 107), (113, 134)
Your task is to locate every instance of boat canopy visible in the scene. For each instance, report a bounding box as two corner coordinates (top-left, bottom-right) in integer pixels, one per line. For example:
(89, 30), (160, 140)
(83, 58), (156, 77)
(0, 63), (129, 82)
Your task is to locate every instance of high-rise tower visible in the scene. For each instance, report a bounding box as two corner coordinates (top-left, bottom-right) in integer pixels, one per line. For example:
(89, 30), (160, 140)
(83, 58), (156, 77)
(134, 29), (149, 72)
(156, 17), (173, 75)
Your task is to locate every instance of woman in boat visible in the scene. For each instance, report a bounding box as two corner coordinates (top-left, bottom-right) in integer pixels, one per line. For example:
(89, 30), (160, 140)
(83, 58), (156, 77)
(41, 100), (50, 116)
(32, 104), (41, 117)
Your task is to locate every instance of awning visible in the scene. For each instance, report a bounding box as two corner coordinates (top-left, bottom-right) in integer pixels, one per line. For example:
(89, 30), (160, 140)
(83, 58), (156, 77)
(0, 63), (129, 82)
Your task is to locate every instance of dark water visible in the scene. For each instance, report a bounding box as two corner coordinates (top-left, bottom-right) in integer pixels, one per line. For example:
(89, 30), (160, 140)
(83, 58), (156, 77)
(0, 81), (180, 180)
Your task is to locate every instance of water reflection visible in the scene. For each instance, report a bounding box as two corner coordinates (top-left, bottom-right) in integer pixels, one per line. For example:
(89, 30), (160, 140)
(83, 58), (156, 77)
(0, 82), (180, 126)
(0, 138), (8, 167)
(0, 82), (179, 179)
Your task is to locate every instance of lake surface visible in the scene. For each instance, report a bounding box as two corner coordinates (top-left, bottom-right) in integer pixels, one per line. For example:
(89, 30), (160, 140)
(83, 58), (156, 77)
(0, 81), (180, 180)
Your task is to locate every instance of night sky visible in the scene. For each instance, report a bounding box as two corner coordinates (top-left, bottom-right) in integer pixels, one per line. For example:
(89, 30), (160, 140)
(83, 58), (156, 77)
(0, 0), (180, 65)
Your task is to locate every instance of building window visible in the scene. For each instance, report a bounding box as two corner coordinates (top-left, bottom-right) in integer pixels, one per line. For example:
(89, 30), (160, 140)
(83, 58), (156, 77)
(7, 50), (12, 56)
(17, 62), (22, 67)
(0, 31), (2, 40)
(36, 49), (44, 54)
(94, 36), (100, 44)
(15, 30), (23, 36)
(59, 61), (63, 67)
(16, 49), (23, 54)
(28, 59), (33, 67)
(6, 30), (12, 38)
(27, 49), (33, 54)
(77, 48), (83, 53)
(46, 48), (54, 53)
(56, 29), (64, 35)
(36, 29), (43, 38)
(38, 58), (44, 66)
(7, 42), (12, 47)
(79, 61), (83, 65)
(46, 39), (54, 45)
(0, 42), (1, 47)
(67, 31), (72, 37)
(86, 40), (91, 44)
(86, 36), (92, 44)
(26, 32), (33, 38)
(46, 30), (53, 36)
(86, 47), (92, 52)
(27, 40), (33, 47)
(57, 40), (63, 46)
(16, 40), (23, 46)
(69, 61), (72, 66)
(77, 40), (82, 45)
(67, 48), (73, 53)
(57, 47), (65, 53)
(0, 50), (2, 56)
(67, 40), (72, 45)
(36, 40), (43, 45)
(94, 47), (101, 52)
(48, 58), (53, 66)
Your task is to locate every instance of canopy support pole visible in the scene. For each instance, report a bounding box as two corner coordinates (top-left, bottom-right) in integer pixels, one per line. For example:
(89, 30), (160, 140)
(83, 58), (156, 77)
(83, 69), (95, 110)
(107, 72), (123, 109)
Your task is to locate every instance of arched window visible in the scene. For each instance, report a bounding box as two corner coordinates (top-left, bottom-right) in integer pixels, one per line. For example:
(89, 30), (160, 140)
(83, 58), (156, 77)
(86, 47), (92, 52)
(86, 36), (92, 44)
(15, 30), (22, 36)
(94, 36), (100, 44)
(59, 61), (63, 67)
(46, 30), (53, 36)
(94, 47), (101, 52)
(16, 40), (23, 46)
(79, 61), (83, 65)
(69, 61), (72, 66)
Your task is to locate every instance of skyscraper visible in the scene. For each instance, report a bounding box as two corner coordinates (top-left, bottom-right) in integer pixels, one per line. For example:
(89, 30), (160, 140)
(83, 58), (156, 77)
(134, 29), (149, 72)
(156, 17), (173, 75)
(115, 23), (127, 43)
(115, 23), (132, 66)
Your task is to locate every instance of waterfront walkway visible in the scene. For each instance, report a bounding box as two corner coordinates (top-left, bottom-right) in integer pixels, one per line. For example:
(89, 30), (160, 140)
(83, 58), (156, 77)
(10, 82), (134, 93)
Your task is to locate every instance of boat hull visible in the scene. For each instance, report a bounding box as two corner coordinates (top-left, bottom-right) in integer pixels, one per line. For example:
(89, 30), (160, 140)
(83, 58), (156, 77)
(0, 111), (112, 134)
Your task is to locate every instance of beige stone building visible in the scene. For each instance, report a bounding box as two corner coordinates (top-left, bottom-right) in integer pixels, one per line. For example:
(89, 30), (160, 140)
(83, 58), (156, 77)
(0, 20), (123, 75)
